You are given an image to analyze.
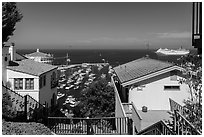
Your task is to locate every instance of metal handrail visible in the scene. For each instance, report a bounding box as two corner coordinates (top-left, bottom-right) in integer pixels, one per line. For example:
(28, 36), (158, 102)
(48, 117), (131, 135)
(174, 111), (201, 135)
(48, 116), (127, 119)
(169, 98), (185, 115)
(137, 120), (175, 135)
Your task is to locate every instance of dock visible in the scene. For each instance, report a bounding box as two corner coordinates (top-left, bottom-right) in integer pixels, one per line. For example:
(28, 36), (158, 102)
(57, 63), (109, 70)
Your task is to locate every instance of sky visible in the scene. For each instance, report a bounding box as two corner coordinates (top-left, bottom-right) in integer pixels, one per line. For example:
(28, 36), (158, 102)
(9, 2), (193, 49)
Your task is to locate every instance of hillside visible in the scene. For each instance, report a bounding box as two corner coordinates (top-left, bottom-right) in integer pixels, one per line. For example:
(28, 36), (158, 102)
(2, 119), (54, 135)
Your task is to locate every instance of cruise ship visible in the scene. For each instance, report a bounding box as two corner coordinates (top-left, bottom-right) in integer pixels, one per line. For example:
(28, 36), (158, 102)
(155, 48), (190, 56)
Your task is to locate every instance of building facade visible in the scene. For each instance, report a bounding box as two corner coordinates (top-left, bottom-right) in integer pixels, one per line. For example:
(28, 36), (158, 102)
(25, 49), (54, 64)
(7, 59), (58, 107)
(113, 57), (190, 110)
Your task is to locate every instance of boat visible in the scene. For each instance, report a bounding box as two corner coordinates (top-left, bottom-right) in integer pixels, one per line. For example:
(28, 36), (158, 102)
(155, 47), (189, 56)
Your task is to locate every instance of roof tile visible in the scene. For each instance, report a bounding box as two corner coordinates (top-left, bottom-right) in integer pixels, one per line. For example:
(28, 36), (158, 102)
(113, 57), (174, 83)
(7, 59), (57, 76)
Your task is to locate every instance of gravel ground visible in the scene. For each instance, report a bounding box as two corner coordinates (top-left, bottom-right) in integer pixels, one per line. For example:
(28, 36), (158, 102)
(2, 119), (54, 135)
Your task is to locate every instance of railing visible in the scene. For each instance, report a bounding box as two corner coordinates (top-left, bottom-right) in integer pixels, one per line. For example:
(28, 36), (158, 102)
(137, 120), (175, 135)
(122, 102), (142, 133)
(122, 103), (132, 117)
(169, 98), (185, 115)
(112, 76), (126, 118)
(2, 85), (25, 119)
(169, 98), (201, 135)
(2, 84), (48, 123)
(173, 111), (201, 135)
(25, 95), (48, 122)
(48, 117), (132, 135)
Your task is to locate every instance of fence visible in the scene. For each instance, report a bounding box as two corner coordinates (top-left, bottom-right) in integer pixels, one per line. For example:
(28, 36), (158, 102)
(25, 95), (48, 123)
(169, 98), (201, 135)
(2, 85), (25, 119)
(173, 111), (201, 135)
(169, 98), (185, 115)
(48, 117), (132, 135)
(137, 120), (175, 135)
(2, 85), (48, 123)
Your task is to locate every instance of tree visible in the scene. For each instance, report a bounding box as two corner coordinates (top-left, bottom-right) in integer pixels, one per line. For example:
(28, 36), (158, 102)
(2, 2), (23, 45)
(74, 78), (115, 118)
(176, 54), (202, 132)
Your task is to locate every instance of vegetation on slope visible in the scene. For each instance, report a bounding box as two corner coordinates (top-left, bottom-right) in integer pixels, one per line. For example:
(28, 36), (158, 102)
(2, 119), (54, 135)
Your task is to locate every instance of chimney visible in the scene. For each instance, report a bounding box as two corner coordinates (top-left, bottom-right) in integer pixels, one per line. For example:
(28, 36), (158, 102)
(142, 106), (148, 112)
(37, 49), (40, 52)
(9, 43), (16, 61)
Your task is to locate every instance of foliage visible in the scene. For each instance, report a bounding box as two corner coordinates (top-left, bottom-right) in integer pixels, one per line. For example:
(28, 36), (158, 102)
(176, 54), (202, 132)
(2, 119), (53, 135)
(2, 96), (18, 120)
(2, 2), (23, 45)
(74, 78), (115, 118)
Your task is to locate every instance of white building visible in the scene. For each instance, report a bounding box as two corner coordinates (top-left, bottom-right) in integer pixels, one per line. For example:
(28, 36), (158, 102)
(6, 59), (58, 107)
(112, 57), (191, 132)
(25, 49), (54, 64)
(113, 57), (190, 110)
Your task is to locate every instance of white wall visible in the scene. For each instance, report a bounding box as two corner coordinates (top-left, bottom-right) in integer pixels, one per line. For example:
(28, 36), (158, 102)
(7, 68), (57, 107)
(7, 69), (39, 101)
(128, 72), (190, 110)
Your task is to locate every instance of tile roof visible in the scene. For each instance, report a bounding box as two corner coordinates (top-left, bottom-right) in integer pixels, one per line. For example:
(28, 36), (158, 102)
(16, 52), (28, 60)
(138, 110), (171, 130)
(113, 57), (174, 83)
(7, 59), (58, 76)
(26, 51), (51, 57)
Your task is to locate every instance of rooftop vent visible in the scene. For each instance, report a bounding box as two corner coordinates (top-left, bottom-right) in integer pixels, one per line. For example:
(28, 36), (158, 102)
(142, 106), (148, 112)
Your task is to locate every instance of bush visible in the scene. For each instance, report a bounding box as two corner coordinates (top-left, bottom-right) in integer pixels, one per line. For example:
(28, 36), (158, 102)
(2, 96), (18, 120)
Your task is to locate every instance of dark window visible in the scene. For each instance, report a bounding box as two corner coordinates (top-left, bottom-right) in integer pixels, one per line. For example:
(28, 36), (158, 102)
(5, 57), (7, 61)
(43, 75), (46, 86)
(39, 77), (42, 89)
(164, 86), (180, 90)
(25, 78), (34, 89)
(51, 72), (57, 89)
(14, 78), (23, 90)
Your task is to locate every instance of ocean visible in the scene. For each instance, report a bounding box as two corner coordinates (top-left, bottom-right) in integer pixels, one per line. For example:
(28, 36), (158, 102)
(16, 49), (194, 67)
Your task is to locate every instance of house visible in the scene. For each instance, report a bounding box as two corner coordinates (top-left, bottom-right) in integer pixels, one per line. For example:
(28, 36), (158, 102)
(113, 57), (190, 110)
(25, 49), (54, 64)
(6, 58), (58, 107)
(112, 57), (190, 132)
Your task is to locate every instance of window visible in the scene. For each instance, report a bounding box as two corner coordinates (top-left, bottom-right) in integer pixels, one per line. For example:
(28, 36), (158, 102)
(25, 78), (34, 89)
(164, 86), (180, 91)
(51, 72), (57, 89)
(43, 75), (46, 86)
(14, 78), (23, 90)
(39, 77), (42, 89)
